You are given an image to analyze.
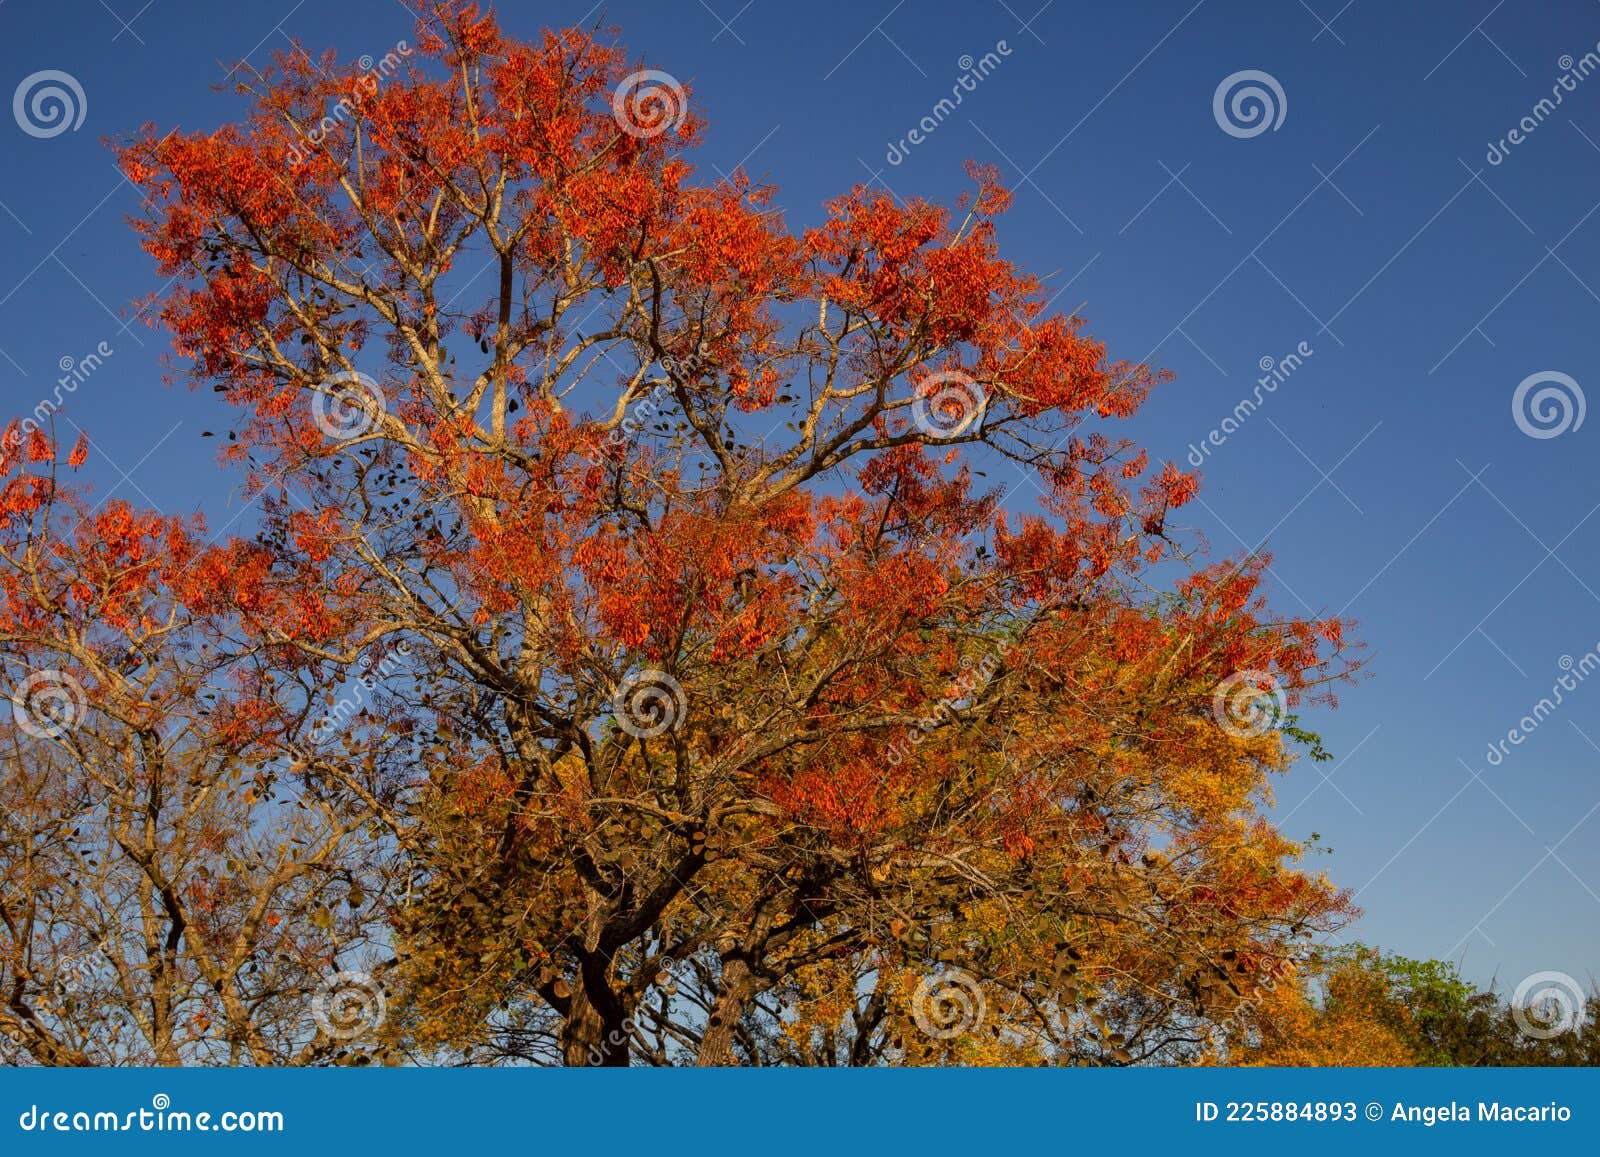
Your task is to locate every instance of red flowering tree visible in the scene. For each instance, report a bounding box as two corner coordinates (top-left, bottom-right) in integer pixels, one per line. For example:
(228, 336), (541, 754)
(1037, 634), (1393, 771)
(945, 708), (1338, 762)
(8, 2), (1364, 1066)
(0, 425), (398, 1064)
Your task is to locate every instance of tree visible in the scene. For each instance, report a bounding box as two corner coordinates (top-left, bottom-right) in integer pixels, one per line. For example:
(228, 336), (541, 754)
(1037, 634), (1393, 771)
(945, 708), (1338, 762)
(0, 426), (395, 1064)
(7, 1), (1361, 1066)
(1222, 950), (1417, 1067)
(1240, 947), (1600, 1067)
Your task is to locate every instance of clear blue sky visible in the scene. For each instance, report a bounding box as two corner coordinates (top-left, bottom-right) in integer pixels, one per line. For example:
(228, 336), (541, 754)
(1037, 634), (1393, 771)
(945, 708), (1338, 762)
(2, 0), (1598, 992)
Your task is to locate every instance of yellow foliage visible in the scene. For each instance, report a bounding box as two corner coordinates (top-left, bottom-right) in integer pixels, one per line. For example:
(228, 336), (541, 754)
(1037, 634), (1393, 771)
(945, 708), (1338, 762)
(1229, 962), (1416, 1067)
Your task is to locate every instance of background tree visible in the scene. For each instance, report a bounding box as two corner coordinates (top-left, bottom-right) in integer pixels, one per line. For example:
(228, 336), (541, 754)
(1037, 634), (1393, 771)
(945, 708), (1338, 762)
(1223, 950), (1417, 1067)
(0, 424), (395, 1065)
(1229, 946), (1600, 1067)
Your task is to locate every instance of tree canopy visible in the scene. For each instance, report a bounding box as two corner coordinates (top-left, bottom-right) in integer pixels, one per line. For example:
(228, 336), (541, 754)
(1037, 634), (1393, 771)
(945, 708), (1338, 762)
(0, 2), (1393, 1066)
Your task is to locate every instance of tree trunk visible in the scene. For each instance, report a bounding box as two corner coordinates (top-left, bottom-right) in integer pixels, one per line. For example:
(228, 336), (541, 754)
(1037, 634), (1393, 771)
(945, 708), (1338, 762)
(695, 956), (754, 1066)
(560, 953), (631, 1066)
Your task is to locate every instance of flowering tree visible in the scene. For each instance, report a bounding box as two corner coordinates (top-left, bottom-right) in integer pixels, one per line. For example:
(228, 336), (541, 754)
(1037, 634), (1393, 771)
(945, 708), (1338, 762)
(0, 2), (1357, 1066)
(0, 428), (394, 1064)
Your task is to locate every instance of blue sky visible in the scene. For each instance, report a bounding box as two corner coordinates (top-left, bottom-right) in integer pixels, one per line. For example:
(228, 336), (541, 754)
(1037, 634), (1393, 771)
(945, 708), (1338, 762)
(2, 0), (1598, 992)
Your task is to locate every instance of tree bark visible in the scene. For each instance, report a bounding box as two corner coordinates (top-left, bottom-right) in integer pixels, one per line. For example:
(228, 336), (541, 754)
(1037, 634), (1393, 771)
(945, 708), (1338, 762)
(560, 952), (631, 1066)
(695, 956), (754, 1066)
